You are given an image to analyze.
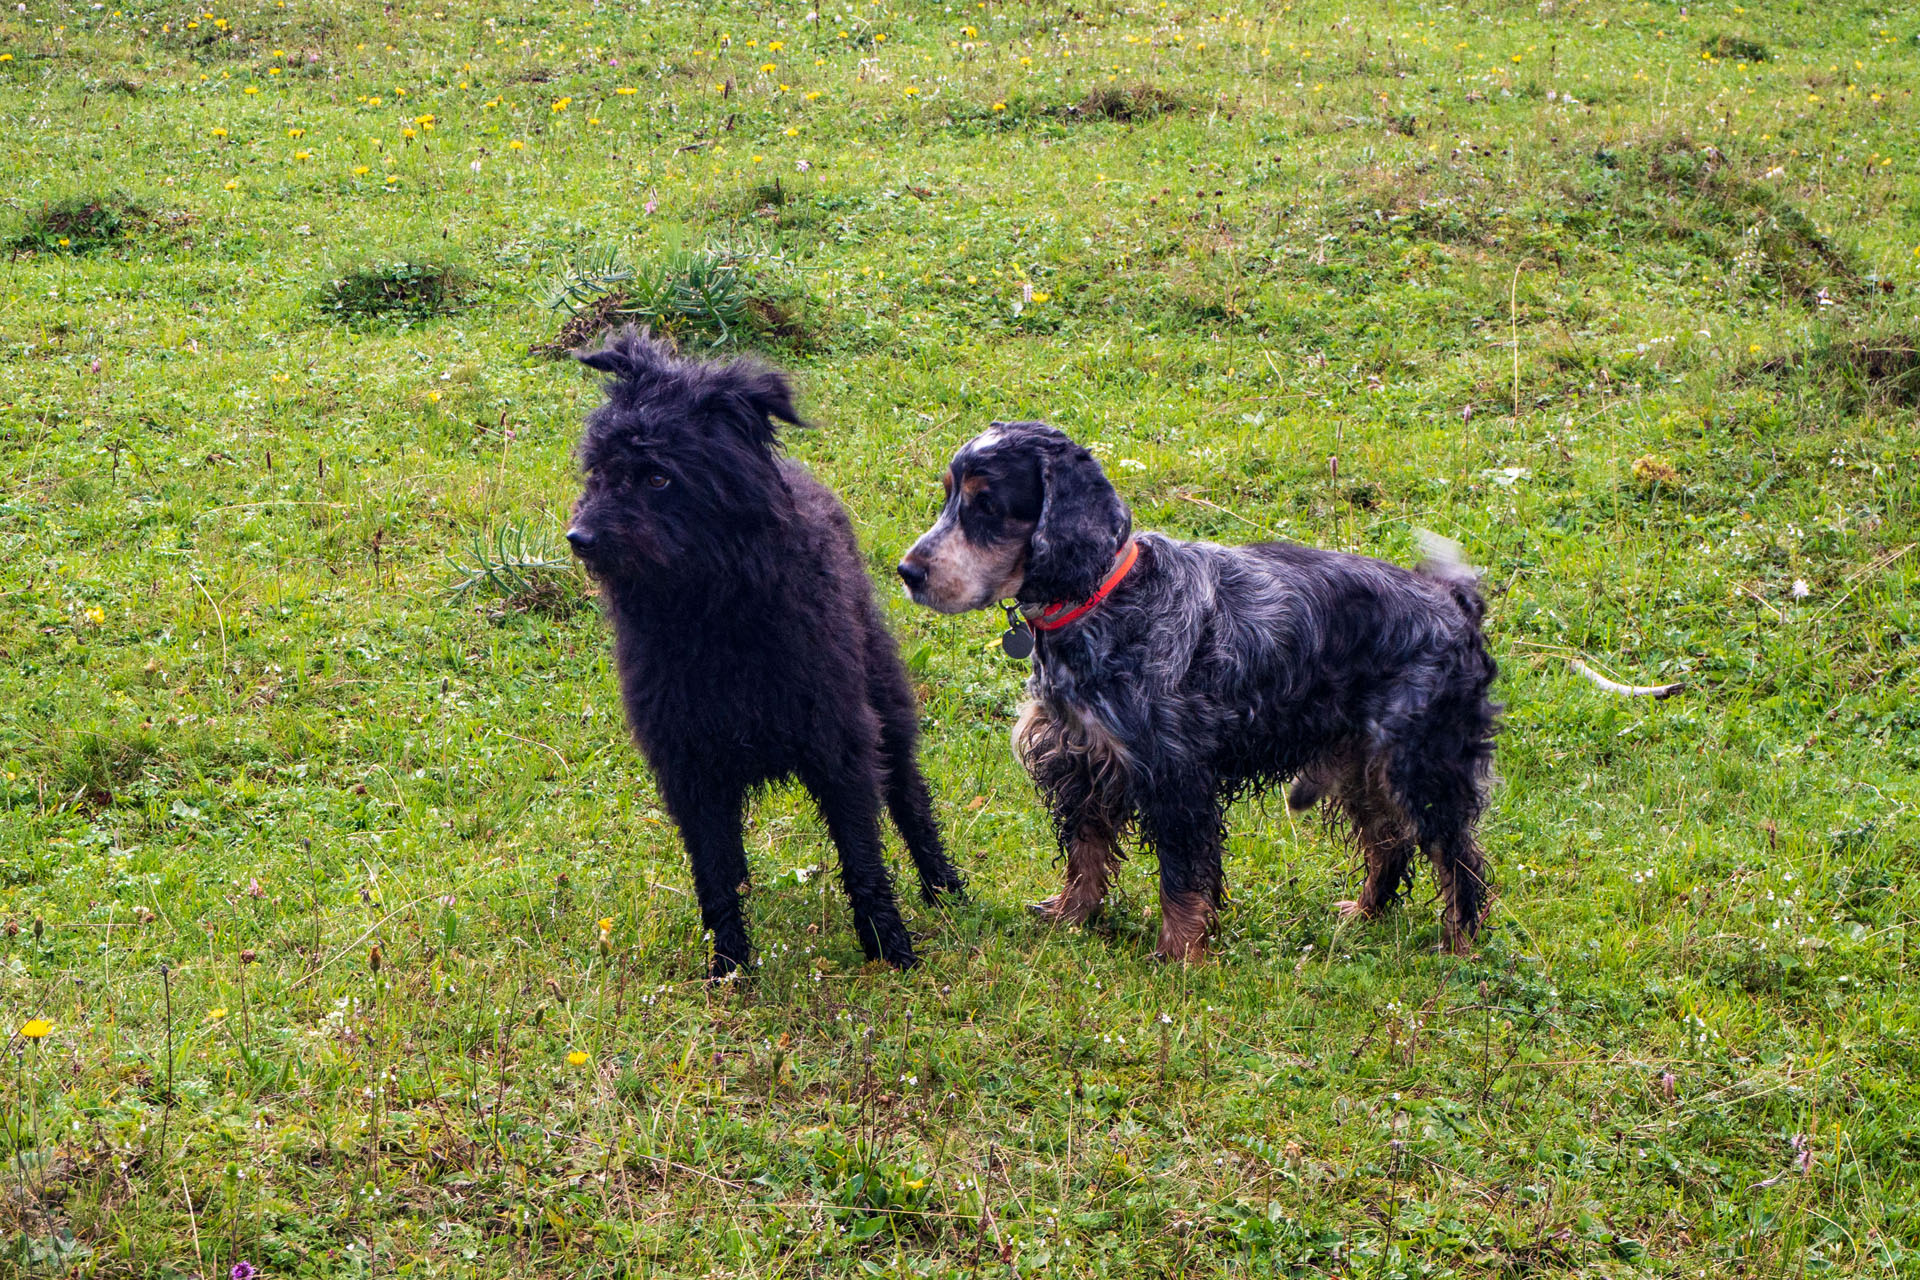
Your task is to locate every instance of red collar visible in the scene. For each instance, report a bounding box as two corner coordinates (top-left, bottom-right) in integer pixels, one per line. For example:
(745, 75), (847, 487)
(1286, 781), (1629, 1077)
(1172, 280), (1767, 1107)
(1029, 540), (1140, 633)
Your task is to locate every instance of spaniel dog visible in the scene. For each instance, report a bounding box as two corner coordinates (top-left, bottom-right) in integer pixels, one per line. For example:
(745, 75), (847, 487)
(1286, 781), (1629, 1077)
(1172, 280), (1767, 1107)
(897, 421), (1497, 959)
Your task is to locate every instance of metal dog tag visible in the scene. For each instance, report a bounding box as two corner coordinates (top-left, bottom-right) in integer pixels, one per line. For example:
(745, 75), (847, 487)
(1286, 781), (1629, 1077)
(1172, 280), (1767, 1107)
(1000, 606), (1034, 660)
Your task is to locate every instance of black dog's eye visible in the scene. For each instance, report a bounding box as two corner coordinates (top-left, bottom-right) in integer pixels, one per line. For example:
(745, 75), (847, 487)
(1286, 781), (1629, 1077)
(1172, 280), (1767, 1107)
(646, 471), (670, 490)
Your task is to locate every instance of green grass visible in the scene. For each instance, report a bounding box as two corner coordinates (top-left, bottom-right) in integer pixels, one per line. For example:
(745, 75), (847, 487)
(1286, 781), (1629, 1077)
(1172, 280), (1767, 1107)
(1, 0), (1918, 1275)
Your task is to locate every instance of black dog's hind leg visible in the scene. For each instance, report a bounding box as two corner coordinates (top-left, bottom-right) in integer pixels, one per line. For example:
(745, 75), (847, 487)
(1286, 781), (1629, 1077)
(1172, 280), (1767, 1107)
(658, 774), (754, 978)
(1137, 771), (1224, 963)
(802, 761), (917, 968)
(867, 632), (965, 902)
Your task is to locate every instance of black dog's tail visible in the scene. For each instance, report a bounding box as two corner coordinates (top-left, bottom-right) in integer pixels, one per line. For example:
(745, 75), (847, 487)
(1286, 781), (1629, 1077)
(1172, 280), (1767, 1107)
(1415, 529), (1486, 627)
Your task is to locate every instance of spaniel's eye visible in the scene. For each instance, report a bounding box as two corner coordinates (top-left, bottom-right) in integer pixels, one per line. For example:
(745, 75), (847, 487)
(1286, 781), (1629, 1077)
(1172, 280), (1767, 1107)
(973, 492), (1000, 517)
(646, 471), (670, 490)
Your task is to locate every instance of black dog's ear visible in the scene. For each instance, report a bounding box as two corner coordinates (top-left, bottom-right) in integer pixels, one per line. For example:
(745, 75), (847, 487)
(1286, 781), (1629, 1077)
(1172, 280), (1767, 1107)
(1025, 437), (1131, 604)
(573, 324), (673, 379)
(708, 358), (806, 449)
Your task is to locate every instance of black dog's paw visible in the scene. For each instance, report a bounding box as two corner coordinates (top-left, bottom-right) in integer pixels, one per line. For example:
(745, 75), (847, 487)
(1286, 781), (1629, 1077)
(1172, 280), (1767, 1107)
(857, 917), (918, 969)
(707, 947), (752, 982)
(920, 872), (968, 905)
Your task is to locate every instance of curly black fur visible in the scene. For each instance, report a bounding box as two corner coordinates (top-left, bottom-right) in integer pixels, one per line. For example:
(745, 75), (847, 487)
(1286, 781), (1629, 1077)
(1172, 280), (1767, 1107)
(567, 328), (963, 977)
(900, 421), (1498, 958)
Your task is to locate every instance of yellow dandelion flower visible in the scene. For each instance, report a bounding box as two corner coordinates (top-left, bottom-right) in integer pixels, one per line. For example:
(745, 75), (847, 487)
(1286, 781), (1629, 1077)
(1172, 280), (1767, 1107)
(992, 101), (1006, 111)
(1019, 55), (1032, 66)
(0, 53), (12, 61)
(224, 179), (239, 190)
(508, 139), (524, 149)
(244, 85), (260, 94)
(551, 96), (571, 111)
(769, 40), (785, 51)
(83, 606), (104, 624)
(1032, 291), (1051, 303)
(804, 90), (822, 100)
(427, 390), (441, 402)
(210, 127), (228, 138)
(598, 917), (614, 932)
(293, 149), (310, 160)
(401, 127), (417, 138)
(19, 1019), (51, 1039)
(616, 86), (636, 95)
(784, 126), (798, 136)
(567, 1050), (590, 1066)
(874, 32), (887, 42)
(760, 62), (775, 73)
(352, 165), (370, 174)
(904, 85), (919, 96)
(207, 1007), (228, 1020)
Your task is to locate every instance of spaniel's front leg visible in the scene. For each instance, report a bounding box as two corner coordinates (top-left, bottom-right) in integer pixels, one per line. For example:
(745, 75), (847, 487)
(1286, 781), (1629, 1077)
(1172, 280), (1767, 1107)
(1136, 773), (1224, 963)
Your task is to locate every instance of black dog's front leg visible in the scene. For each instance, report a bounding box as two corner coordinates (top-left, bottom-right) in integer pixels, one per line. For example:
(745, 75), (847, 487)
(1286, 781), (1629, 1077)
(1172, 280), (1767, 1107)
(658, 774), (754, 978)
(803, 768), (916, 969)
(1136, 774), (1224, 963)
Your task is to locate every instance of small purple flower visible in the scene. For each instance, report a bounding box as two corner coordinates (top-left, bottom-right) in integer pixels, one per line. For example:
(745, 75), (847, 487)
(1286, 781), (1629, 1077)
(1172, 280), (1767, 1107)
(643, 198), (658, 215)
(232, 1263), (257, 1280)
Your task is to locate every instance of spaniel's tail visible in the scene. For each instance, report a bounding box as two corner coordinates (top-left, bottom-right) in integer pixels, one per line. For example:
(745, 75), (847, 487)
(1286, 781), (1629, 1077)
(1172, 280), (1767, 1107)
(1415, 529), (1486, 627)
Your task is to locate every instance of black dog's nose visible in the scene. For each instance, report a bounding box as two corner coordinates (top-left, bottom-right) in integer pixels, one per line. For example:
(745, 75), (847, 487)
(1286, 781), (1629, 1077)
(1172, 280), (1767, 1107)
(897, 559), (928, 591)
(566, 528), (597, 553)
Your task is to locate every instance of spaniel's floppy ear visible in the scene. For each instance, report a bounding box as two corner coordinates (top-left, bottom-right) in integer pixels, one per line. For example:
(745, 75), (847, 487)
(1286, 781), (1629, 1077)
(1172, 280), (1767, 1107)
(573, 324), (674, 379)
(1024, 435), (1131, 605)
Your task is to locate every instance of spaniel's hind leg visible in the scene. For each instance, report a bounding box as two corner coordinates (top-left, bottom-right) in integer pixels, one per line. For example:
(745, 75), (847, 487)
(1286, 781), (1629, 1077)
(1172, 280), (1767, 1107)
(1389, 739), (1493, 953)
(1330, 761), (1418, 926)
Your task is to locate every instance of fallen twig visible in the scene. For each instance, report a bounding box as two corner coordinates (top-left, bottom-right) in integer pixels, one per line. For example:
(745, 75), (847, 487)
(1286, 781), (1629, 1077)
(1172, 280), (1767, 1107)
(1569, 658), (1684, 699)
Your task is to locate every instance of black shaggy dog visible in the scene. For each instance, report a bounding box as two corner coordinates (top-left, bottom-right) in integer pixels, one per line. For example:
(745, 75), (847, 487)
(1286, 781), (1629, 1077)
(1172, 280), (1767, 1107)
(898, 422), (1497, 959)
(566, 329), (964, 977)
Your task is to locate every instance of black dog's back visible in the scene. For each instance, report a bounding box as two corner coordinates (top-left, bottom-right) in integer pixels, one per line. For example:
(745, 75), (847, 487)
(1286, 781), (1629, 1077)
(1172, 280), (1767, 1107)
(567, 329), (963, 976)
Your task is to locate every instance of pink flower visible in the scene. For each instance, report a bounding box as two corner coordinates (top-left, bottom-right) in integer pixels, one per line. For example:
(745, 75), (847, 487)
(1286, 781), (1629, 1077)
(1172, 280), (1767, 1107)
(643, 198), (657, 215)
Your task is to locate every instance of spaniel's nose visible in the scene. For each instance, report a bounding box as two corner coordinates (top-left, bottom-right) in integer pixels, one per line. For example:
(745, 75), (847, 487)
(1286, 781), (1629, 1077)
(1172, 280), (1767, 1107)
(896, 559), (929, 591)
(565, 528), (597, 553)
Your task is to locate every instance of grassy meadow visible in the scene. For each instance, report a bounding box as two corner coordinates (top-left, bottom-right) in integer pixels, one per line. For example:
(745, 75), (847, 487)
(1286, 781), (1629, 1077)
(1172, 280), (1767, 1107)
(3, 0), (1920, 1273)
